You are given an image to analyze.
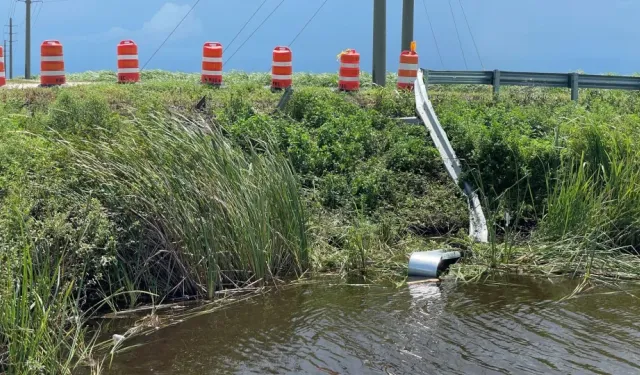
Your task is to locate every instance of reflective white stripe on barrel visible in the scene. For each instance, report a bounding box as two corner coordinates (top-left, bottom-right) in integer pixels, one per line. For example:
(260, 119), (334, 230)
(117, 55), (139, 60)
(202, 57), (222, 63)
(398, 63), (418, 70)
(397, 76), (416, 84)
(40, 70), (65, 76)
(117, 68), (140, 74)
(340, 63), (359, 69)
(202, 70), (222, 75)
(272, 74), (292, 80)
(272, 61), (292, 67)
(41, 56), (64, 62)
(338, 76), (359, 82)
(0, 72), (5, 78)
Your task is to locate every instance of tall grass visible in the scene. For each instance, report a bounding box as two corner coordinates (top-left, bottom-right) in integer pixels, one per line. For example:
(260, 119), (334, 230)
(450, 120), (640, 282)
(1, 101), (310, 371)
(539, 124), (640, 274)
(0, 209), (98, 375)
(67, 112), (309, 300)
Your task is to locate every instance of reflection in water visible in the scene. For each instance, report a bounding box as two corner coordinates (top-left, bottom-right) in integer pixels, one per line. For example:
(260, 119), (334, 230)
(105, 277), (640, 375)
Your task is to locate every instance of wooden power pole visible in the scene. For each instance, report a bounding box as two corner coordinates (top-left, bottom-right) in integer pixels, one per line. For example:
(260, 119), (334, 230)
(401, 0), (415, 51)
(25, 0), (31, 79)
(372, 0), (386, 86)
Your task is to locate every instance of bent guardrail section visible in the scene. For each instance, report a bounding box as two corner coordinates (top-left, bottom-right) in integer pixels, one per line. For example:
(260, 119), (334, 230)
(415, 70), (488, 243)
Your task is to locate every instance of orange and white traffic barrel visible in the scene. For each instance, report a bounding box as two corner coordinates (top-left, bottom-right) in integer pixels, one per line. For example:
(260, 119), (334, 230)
(271, 46), (292, 90)
(0, 46), (5, 87)
(397, 42), (419, 90)
(117, 40), (140, 83)
(338, 49), (360, 91)
(201, 42), (222, 86)
(40, 40), (65, 86)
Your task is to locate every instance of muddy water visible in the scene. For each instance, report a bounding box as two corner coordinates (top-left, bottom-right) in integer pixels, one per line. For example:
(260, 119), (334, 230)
(104, 277), (640, 374)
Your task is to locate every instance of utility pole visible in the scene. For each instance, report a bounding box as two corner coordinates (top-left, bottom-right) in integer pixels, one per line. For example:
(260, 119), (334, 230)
(3, 40), (6, 74)
(25, 0), (31, 79)
(401, 0), (415, 51)
(9, 17), (13, 79)
(372, 0), (386, 86)
(4, 17), (16, 79)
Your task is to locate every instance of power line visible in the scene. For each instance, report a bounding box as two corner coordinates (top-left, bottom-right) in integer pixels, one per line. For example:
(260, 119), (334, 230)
(421, 0), (444, 69)
(224, 0), (286, 65)
(9, 0), (18, 19)
(141, 0), (202, 70)
(7, 0), (14, 18)
(288, 0), (329, 47)
(224, 0), (268, 53)
(458, 0), (483, 70)
(33, 2), (43, 26)
(448, 0), (468, 69)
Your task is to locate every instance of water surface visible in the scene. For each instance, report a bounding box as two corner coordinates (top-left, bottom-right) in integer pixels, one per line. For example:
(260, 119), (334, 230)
(104, 276), (640, 374)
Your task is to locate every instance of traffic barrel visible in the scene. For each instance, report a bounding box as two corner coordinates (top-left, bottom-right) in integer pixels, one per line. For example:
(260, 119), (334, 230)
(397, 42), (418, 90)
(0, 46), (5, 87)
(117, 40), (140, 83)
(40, 40), (65, 86)
(338, 49), (360, 91)
(201, 42), (222, 86)
(271, 46), (292, 90)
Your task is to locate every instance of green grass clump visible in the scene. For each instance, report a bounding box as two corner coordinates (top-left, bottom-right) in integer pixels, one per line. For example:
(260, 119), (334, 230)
(69, 112), (308, 300)
(0, 218), (98, 375)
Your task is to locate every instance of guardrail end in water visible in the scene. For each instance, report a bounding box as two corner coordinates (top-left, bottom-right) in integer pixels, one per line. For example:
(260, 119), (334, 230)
(408, 250), (462, 278)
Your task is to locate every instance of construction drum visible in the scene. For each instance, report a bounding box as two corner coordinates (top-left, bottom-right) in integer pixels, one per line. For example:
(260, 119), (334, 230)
(338, 49), (360, 91)
(40, 40), (65, 86)
(271, 46), (292, 90)
(0, 46), (5, 87)
(117, 40), (140, 83)
(201, 42), (223, 86)
(397, 44), (419, 90)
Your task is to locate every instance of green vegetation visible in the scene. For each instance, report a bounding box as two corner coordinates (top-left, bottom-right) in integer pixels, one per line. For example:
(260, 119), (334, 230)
(2, 71), (640, 373)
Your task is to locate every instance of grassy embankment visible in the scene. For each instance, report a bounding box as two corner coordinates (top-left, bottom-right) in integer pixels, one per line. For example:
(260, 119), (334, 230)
(2, 70), (640, 373)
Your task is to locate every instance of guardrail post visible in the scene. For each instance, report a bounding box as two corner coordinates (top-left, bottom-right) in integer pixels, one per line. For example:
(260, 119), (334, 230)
(570, 73), (579, 101)
(492, 69), (500, 97)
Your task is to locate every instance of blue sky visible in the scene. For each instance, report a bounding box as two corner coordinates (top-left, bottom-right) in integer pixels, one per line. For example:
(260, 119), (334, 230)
(3, 0), (639, 76)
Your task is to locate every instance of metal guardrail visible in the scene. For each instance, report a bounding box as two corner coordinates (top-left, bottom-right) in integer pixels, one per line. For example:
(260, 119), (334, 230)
(414, 70), (488, 243)
(422, 69), (640, 101)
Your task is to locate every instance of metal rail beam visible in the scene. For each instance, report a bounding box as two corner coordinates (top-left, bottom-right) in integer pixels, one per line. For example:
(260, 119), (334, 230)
(422, 69), (640, 101)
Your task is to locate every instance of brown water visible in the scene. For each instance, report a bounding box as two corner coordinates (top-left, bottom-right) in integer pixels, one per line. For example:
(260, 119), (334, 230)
(102, 276), (640, 375)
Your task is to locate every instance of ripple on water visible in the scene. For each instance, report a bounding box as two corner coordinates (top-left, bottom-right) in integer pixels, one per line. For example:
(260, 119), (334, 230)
(105, 278), (640, 375)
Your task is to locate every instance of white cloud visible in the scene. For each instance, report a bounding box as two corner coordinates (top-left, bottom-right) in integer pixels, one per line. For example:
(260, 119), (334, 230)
(73, 2), (202, 42)
(142, 2), (203, 39)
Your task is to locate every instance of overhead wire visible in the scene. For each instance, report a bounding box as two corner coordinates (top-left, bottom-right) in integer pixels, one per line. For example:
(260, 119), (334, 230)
(224, 0), (286, 65)
(33, 2), (43, 26)
(448, 0), (468, 70)
(421, 0), (444, 69)
(7, 0), (13, 19)
(141, 0), (202, 70)
(224, 0), (268, 53)
(458, 0), (484, 70)
(288, 0), (329, 47)
(9, 0), (17, 19)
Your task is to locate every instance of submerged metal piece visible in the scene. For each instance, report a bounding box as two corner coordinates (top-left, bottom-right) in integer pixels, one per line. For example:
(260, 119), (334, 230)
(408, 250), (462, 278)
